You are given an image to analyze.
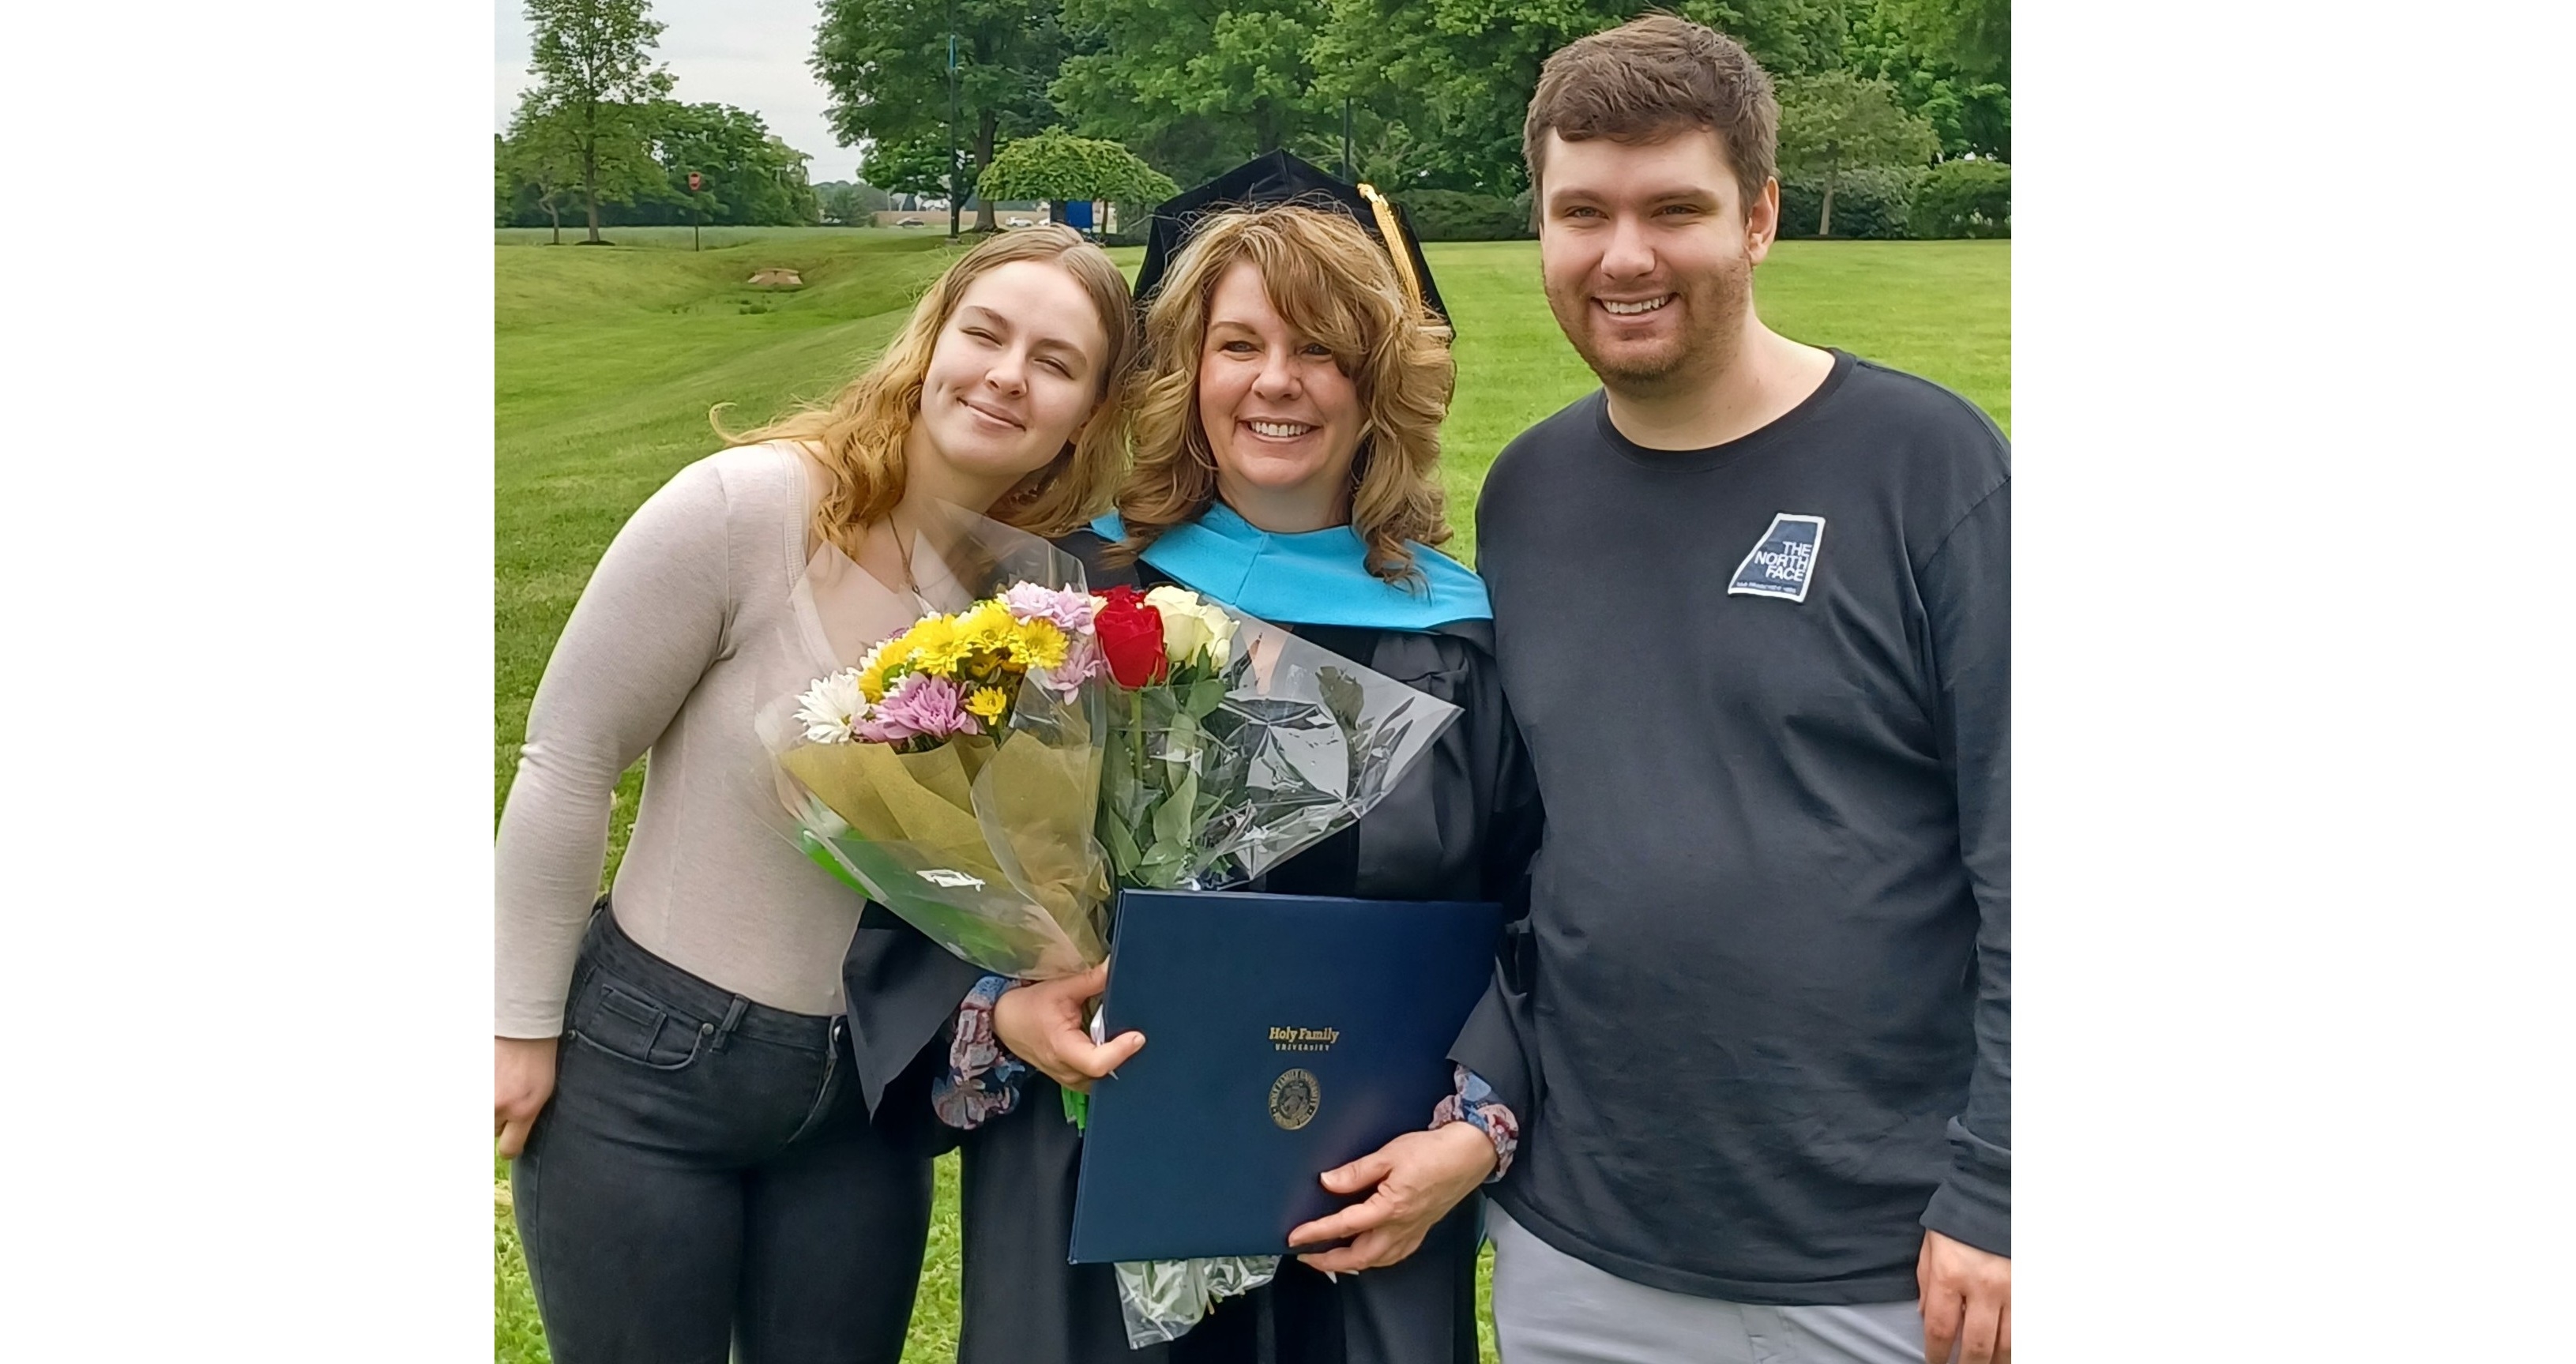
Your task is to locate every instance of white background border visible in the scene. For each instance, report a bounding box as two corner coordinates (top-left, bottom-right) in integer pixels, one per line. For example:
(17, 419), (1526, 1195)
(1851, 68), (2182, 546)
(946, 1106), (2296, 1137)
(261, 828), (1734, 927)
(4, 2), (491, 1356)
(2015, 3), (2573, 1355)
(3, 0), (2569, 1357)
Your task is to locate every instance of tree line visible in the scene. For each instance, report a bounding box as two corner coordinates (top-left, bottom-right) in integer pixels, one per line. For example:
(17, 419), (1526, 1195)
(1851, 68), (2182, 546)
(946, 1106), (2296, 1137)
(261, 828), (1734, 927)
(498, 0), (2008, 242)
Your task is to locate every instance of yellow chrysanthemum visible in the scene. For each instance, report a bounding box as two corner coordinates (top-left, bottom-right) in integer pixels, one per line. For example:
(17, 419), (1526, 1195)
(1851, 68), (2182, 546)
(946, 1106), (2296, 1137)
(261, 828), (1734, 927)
(854, 639), (896, 703)
(1011, 618), (1069, 671)
(957, 599), (1017, 655)
(904, 615), (972, 676)
(964, 686), (1009, 723)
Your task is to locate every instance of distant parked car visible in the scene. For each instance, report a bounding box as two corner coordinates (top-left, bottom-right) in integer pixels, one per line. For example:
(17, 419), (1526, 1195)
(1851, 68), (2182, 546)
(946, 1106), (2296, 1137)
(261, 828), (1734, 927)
(896, 218), (924, 228)
(1004, 216), (1034, 227)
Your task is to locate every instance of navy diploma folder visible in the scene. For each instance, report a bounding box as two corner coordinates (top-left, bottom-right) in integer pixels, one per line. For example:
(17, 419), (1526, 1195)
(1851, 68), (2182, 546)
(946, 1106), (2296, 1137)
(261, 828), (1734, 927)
(1067, 889), (1502, 1263)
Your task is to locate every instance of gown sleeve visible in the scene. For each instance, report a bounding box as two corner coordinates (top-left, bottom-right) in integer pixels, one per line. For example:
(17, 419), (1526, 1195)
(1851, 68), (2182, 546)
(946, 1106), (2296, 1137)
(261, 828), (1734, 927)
(842, 900), (991, 1118)
(1446, 638), (1547, 1144)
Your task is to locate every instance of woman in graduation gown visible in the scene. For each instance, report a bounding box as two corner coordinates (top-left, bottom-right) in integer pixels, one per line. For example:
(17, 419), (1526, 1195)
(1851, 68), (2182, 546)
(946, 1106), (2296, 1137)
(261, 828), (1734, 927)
(841, 183), (1536, 1364)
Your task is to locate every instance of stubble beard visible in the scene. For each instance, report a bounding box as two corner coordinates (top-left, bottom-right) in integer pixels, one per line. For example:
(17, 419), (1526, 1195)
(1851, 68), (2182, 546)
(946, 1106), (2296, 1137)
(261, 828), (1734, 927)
(1549, 254), (1754, 403)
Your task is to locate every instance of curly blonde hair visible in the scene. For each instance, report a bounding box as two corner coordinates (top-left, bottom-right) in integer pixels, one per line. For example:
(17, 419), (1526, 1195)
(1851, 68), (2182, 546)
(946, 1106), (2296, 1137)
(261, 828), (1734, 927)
(1115, 206), (1455, 584)
(724, 225), (1138, 558)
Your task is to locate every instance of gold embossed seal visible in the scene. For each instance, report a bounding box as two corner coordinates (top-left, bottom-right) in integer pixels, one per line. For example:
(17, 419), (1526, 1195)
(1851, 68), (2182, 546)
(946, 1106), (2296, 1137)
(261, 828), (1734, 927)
(1269, 1068), (1321, 1130)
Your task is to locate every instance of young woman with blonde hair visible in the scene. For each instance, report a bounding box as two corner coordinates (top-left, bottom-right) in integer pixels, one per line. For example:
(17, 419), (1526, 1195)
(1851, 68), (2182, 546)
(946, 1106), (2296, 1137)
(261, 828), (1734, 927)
(864, 196), (1539, 1364)
(494, 224), (1138, 1364)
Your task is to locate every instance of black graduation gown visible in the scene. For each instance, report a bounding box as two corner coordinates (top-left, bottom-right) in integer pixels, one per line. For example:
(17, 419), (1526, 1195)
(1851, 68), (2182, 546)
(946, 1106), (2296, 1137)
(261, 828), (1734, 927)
(841, 528), (1539, 1364)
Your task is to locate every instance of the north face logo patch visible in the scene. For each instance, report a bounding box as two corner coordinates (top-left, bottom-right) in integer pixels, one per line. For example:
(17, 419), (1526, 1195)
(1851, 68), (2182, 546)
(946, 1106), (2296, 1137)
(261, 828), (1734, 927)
(1727, 513), (1826, 602)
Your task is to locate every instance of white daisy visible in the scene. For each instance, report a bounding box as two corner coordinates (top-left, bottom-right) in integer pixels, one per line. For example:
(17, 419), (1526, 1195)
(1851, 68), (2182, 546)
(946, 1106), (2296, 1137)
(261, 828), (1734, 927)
(795, 668), (869, 744)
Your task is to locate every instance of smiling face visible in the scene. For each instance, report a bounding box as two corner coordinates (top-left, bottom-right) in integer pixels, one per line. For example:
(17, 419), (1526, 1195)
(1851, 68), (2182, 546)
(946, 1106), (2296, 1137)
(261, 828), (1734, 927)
(1536, 128), (1777, 397)
(910, 258), (1113, 499)
(1197, 261), (1367, 524)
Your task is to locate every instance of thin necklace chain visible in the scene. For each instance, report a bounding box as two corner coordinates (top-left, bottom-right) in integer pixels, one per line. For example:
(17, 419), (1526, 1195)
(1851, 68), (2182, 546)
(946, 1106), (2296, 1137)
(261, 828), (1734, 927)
(883, 511), (922, 599)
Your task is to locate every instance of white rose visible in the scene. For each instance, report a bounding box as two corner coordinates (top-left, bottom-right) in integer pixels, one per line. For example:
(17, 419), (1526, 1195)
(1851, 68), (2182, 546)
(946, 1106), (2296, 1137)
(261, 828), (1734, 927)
(1198, 601), (1238, 668)
(1144, 586), (1237, 668)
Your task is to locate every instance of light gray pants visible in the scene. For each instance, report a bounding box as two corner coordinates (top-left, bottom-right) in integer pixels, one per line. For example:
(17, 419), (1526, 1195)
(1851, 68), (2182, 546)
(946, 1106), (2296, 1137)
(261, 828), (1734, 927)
(1487, 1204), (1929, 1364)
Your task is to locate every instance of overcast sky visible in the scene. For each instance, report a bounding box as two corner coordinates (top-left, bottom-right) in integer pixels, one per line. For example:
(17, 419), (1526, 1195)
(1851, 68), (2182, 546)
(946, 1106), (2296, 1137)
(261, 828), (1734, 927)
(494, 0), (870, 182)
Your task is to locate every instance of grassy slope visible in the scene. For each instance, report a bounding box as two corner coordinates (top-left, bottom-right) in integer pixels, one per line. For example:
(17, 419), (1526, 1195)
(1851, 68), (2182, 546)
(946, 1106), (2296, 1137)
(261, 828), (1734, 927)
(493, 230), (2009, 1363)
(495, 234), (957, 822)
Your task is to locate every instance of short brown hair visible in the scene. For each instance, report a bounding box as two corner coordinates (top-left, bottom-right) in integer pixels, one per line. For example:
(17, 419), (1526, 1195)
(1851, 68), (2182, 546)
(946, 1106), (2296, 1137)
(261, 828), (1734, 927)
(1522, 14), (1780, 215)
(1116, 206), (1456, 584)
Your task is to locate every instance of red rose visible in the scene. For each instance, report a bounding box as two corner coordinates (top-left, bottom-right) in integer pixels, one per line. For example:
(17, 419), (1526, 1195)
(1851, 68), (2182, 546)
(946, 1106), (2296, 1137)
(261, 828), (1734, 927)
(1093, 586), (1168, 688)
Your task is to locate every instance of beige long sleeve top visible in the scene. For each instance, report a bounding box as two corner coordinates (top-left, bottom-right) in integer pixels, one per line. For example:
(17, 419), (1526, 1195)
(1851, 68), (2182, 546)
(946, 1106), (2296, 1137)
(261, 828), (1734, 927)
(495, 442), (870, 1036)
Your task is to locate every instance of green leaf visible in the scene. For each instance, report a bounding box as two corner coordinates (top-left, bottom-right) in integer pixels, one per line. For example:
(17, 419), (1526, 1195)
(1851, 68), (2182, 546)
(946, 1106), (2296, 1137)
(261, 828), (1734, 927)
(1163, 712), (1201, 765)
(1133, 842), (1188, 889)
(1317, 666), (1364, 733)
(1102, 750), (1156, 827)
(1151, 767), (1198, 847)
(799, 832), (871, 896)
(1100, 810), (1143, 876)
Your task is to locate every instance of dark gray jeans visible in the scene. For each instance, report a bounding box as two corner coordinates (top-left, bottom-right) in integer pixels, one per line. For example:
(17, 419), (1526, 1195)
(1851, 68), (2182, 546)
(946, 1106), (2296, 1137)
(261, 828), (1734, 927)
(511, 906), (935, 1364)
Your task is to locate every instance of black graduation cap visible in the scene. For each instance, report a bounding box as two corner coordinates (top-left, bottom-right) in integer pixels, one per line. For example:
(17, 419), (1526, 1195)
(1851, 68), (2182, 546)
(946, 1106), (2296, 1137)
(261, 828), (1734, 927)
(1134, 149), (1451, 333)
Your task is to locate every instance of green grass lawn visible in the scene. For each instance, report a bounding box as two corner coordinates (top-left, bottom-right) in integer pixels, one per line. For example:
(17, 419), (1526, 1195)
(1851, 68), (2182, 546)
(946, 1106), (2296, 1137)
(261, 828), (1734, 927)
(493, 227), (2008, 1363)
(498, 224), (937, 250)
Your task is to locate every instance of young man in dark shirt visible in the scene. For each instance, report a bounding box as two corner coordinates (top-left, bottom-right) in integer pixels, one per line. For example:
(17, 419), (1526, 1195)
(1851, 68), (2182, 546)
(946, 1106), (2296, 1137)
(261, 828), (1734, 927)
(1289, 16), (2010, 1364)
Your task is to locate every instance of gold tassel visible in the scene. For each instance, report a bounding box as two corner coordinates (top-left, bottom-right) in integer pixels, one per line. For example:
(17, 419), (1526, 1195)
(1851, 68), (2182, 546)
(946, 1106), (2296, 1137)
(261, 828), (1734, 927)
(1357, 182), (1427, 318)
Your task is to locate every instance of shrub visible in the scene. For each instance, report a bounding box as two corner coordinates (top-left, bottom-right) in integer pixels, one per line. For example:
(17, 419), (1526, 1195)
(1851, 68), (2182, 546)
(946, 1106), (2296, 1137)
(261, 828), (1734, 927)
(1777, 166), (1927, 240)
(1401, 189), (1533, 242)
(1908, 160), (2012, 239)
(977, 130), (1178, 209)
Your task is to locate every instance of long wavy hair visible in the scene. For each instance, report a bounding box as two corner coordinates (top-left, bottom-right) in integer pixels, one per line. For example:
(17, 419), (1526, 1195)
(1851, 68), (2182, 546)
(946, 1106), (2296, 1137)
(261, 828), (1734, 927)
(723, 225), (1138, 558)
(1115, 206), (1455, 584)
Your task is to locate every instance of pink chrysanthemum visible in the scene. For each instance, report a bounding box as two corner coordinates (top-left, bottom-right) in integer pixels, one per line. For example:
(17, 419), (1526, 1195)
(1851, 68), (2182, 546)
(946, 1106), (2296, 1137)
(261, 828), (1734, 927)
(848, 713), (916, 745)
(1000, 582), (1099, 634)
(872, 672), (982, 740)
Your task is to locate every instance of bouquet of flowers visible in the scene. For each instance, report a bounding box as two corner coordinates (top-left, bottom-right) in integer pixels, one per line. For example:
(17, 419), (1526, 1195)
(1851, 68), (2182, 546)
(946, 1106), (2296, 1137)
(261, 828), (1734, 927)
(1091, 584), (1459, 892)
(770, 580), (1117, 982)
